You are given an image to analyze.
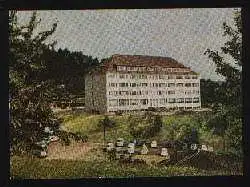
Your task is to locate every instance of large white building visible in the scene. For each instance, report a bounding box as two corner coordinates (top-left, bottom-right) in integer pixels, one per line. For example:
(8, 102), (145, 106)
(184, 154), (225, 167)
(85, 54), (201, 114)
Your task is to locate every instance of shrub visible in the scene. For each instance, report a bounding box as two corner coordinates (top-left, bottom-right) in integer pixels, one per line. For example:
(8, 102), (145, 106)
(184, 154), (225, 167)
(128, 112), (163, 139)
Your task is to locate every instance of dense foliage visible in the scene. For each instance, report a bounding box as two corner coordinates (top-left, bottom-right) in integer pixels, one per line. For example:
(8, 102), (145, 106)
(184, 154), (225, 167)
(9, 11), (60, 153)
(128, 112), (163, 139)
(204, 10), (242, 156)
(9, 11), (99, 153)
(41, 48), (99, 97)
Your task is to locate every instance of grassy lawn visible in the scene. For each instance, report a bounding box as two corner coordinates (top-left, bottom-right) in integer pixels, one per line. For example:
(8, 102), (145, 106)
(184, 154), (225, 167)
(11, 154), (238, 179)
(10, 110), (242, 178)
(57, 110), (224, 150)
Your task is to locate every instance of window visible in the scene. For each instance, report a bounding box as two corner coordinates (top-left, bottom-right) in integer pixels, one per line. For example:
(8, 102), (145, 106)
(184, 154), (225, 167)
(168, 83), (175, 87)
(168, 98), (176, 103)
(119, 83), (126, 87)
(192, 83), (199, 87)
(130, 99), (138, 105)
(117, 66), (126, 71)
(119, 74), (125, 79)
(119, 99), (129, 106)
(185, 75), (190, 79)
(131, 83), (136, 87)
(108, 74), (115, 78)
(193, 97), (200, 103)
(141, 83), (148, 87)
(168, 75), (174, 79)
(131, 74), (136, 79)
(159, 83), (165, 87)
(176, 75), (183, 79)
(109, 91), (113, 95)
(185, 98), (192, 103)
(109, 99), (118, 106)
(176, 83), (183, 87)
(141, 99), (148, 105)
(176, 98), (184, 103)
(109, 83), (117, 87)
(158, 91), (163, 95)
(120, 91), (129, 96)
(159, 75), (164, 79)
(168, 90), (175, 95)
(185, 83), (192, 87)
(131, 91), (137, 95)
(160, 98), (165, 105)
(185, 90), (192, 95)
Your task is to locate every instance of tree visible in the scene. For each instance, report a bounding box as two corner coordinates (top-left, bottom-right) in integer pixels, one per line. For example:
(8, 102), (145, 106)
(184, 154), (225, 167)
(98, 116), (116, 145)
(204, 9), (242, 155)
(200, 79), (225, 107)
(9, 11), (59, 153)
(41, 48), (99, 97)
(204, 10), (242, 108)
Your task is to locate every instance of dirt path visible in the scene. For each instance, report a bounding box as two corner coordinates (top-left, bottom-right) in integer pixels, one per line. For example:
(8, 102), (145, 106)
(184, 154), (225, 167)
(46, 141), (101, 160)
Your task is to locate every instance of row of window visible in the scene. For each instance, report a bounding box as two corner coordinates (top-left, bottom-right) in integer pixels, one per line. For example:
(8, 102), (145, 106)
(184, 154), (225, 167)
(108, 82), (199, 88)
(117, 66), (191, 73)
(109, 98), (200, 106)
(108, 90), (200, 96)
(108, 73), (198, 80)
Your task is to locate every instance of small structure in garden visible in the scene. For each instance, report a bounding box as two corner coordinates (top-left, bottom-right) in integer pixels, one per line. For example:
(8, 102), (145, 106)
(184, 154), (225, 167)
(151, 140), (157, 148)
(116, 138), (124, 147)
(141, 143), (149, 155)
(128, 143), (135, 154)
(107, 142), (115, 151)
(161, 148), (170, 159)
(191, 144), (198, 150)
(201, 144), (208, 151)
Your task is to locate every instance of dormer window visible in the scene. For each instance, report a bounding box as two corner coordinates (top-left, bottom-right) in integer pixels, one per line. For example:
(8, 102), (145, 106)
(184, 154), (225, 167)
(117, 66), (126, 71)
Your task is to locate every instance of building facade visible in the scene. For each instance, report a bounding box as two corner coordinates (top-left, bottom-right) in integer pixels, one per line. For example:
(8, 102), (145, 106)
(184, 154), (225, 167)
(85, 54), (201, 113)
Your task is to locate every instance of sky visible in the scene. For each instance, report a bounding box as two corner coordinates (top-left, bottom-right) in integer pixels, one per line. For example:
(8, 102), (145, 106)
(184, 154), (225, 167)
(17, 8), (239, 81)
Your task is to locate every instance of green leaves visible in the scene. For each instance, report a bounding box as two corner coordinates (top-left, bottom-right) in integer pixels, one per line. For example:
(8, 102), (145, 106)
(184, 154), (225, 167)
(128, 112), (163, 139)
(9, 11), (60, 154)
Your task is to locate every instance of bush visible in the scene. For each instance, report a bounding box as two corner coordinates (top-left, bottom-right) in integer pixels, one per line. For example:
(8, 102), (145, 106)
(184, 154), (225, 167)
(128, 112), (163, 139)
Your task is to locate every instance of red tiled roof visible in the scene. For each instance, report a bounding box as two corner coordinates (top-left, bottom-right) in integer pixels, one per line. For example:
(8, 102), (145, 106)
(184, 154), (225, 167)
(102, 54), (186, 69)
(89, 54), (198, 75)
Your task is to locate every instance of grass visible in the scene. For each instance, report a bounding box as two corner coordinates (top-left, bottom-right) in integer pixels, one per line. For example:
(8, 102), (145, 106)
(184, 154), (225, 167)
(57, 111), (220, 146)
(11, 155), (238, 179)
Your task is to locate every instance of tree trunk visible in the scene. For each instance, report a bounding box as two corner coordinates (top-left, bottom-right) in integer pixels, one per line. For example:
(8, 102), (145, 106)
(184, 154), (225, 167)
(103, 126), (106, 146)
